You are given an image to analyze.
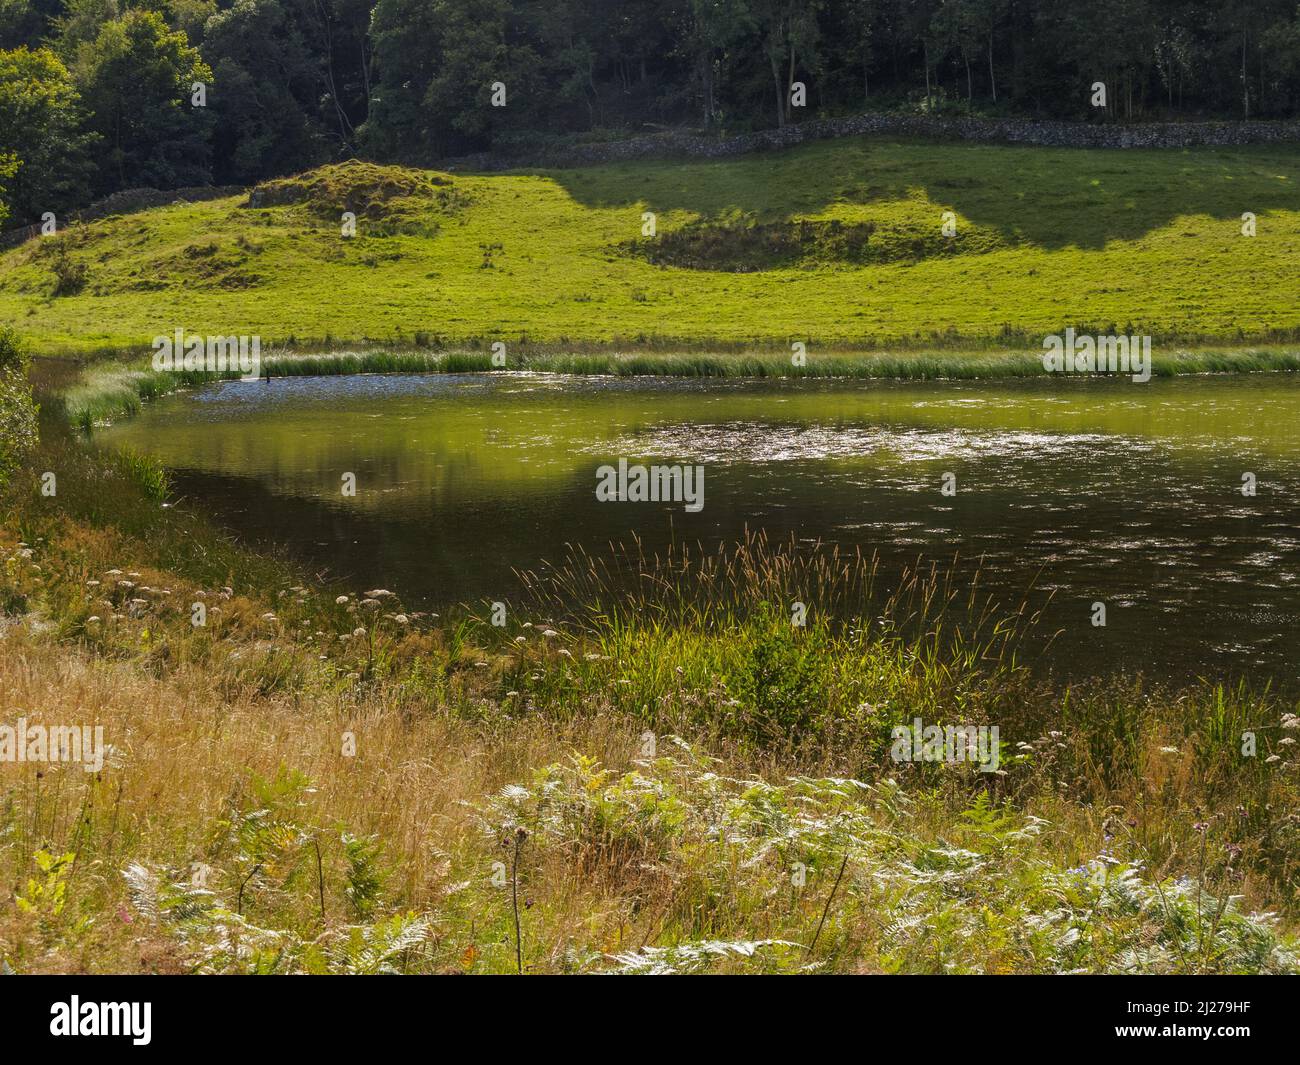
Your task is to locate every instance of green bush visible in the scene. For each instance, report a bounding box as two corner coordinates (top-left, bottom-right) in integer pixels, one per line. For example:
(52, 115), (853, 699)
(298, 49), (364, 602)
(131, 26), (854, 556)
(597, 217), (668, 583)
(49, 243), (88, 296)
(730, 619), (829, 740)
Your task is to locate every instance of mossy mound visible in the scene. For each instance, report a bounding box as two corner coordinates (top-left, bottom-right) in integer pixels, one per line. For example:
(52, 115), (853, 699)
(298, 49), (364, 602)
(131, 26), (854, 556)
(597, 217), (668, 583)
(626, 217), (1012, 271)
(247, 160), (464, 235)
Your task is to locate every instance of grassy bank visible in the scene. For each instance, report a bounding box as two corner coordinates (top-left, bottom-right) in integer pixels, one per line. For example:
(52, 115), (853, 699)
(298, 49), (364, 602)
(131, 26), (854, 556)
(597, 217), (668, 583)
(58, 343), (1300, 429)
(3, 138), (1299, 354)
(2, 385), (1298, 974)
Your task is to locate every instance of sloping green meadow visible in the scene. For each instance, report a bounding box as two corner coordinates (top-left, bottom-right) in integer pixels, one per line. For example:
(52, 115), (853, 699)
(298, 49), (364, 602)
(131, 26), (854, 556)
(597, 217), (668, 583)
(2, 137), (1298, 355)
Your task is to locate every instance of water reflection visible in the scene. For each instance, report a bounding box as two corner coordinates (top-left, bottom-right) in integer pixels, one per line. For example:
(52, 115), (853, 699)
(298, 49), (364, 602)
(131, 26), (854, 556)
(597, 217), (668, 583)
(96, 372), (1300, 686)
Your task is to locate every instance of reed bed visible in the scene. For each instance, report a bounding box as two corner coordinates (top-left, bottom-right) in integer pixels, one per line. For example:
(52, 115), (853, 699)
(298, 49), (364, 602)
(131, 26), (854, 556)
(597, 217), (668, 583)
(58, 344), (1300, 428)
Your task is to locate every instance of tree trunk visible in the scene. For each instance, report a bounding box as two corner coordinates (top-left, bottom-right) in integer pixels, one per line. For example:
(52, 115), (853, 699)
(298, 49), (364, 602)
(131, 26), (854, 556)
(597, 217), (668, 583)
(771, 50), (785, 127)
(923, 40), (931, 109)
(701, 53), (713, 127)
(787, 44), (797, 120)
(360, 37), (371, 112)
(1242, 29), (1249, 118)
(1259, 44), (1265, 115)
(987, 31), (996, 102)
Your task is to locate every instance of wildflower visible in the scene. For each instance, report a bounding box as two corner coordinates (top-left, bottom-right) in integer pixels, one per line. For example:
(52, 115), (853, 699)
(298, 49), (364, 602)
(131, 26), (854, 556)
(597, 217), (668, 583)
(542, 629), (558, 638)
(393, 614), (409, 625)
(335, 595), (349, 605)
(261, 612), (277, 622)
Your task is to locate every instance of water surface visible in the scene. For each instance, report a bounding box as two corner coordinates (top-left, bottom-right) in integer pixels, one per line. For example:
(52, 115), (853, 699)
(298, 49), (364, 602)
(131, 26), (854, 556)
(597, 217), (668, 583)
(96, 372), (1300, 685)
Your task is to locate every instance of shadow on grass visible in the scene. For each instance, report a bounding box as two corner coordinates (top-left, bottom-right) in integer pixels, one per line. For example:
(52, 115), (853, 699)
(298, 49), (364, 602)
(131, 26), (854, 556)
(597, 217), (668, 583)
(538, 136), (1300, 250)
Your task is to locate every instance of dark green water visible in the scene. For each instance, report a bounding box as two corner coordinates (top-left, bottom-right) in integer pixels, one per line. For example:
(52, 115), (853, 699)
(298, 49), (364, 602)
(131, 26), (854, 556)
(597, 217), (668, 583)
(96, 372), (1300, 685)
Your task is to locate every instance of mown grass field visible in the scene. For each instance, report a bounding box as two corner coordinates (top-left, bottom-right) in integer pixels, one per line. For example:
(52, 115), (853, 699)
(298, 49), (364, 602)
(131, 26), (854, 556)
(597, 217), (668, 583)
(3, 137), (1298, 355)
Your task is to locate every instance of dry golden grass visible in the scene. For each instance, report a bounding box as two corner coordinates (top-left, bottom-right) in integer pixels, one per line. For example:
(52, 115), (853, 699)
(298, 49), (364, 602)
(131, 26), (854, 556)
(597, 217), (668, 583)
(4, 601), (1297, 975)
(0, 620), (668, 971)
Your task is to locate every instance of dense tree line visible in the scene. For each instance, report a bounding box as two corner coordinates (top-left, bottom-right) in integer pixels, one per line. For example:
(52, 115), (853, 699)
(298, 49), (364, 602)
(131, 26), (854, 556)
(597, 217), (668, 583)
(2, 0), (1300, 224)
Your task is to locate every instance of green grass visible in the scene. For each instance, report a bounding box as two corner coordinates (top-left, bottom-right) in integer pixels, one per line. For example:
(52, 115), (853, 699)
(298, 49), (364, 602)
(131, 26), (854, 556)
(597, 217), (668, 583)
(3, 138), (1298, 355)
